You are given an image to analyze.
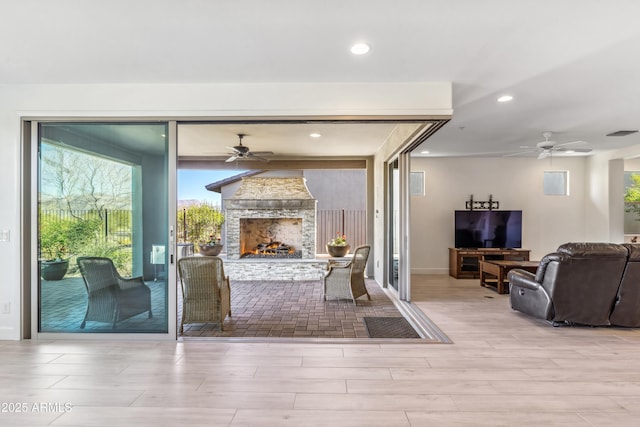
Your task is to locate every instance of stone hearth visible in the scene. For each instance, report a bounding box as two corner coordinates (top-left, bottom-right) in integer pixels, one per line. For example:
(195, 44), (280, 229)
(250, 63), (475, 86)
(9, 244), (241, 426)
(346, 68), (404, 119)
(222, 257), (328, 281)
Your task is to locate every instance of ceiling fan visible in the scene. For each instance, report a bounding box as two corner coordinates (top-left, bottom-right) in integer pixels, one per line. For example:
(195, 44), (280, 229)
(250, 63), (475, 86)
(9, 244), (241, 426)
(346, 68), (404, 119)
(225, 134), (273, 162)
(506, 132), (592, 159)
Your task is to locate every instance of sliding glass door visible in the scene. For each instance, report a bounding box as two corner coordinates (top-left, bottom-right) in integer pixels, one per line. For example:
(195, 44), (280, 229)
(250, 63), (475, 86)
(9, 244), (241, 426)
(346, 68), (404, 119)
(387, 153), (411, 300)
(388, 158), (400, 291)
(36, 122), (171, 334)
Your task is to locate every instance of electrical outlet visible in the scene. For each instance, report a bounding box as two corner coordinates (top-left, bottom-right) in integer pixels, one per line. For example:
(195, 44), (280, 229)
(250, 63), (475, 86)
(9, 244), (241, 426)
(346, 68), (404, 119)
(0, 229), (9, 242)
(1, 302), (9, 314)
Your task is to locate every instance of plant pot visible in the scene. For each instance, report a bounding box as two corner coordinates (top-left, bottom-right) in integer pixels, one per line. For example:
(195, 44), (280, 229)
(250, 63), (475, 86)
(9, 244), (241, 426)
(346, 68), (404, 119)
(327, 244), (350, 257)
(40, 259), (70, 281)
(198, 244), (223, 256)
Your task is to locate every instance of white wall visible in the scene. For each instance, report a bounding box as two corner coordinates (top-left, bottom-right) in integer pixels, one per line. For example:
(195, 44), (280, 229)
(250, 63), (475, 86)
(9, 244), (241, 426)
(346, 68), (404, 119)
(0, 82), (452, 340)
(585, 154), (614, 241)
(410, 156), (588, 273)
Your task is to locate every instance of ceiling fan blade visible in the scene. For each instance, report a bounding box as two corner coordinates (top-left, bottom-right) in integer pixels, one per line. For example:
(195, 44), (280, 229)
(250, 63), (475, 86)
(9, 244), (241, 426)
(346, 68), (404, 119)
(503, 149), (537, 157)
(555, 147), (592, 153)
(246, 153), (270, 162)
(248, 151), (274, 156)
(555, 140), (587, 148)
(225, 155), (238, 163)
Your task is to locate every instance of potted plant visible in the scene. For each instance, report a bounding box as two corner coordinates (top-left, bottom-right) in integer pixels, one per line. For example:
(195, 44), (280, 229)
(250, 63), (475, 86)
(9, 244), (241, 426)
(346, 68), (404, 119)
(326, 233), (350, 257)
(39, 216), (101, 281)
(40, 219), (72, 281)
(198, 234), (224, 256)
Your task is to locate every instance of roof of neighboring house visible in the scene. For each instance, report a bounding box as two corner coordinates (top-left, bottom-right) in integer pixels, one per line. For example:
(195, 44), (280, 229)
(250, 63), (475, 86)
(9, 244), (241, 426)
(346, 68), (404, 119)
(204, 170), (265, 193)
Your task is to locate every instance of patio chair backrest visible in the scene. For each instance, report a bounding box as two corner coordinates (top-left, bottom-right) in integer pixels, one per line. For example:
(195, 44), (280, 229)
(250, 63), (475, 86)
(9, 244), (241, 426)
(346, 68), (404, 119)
(178, 256), (227, 300)
(77, 257), (119, 292)
(351, 245), (370, 276)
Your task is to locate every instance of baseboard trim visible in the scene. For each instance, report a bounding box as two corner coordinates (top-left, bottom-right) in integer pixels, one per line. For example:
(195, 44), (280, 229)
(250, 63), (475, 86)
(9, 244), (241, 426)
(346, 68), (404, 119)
(411, 268), (448, 275)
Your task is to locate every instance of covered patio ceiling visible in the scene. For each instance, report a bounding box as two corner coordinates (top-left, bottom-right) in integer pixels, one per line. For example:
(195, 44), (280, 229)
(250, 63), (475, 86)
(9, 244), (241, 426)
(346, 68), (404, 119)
(177, 121), (434, 169)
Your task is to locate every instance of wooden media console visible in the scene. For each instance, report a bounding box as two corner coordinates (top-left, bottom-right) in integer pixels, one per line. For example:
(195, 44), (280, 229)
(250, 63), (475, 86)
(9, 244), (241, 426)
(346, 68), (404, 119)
(449, 247), (530, 279)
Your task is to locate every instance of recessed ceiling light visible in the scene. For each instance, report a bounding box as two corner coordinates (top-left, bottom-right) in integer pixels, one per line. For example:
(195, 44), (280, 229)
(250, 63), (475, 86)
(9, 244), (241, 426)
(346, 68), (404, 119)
(310, 133), (321, 138)
(564, 150), (575, 154)
(350, 43), (370, 55)
(497, 95), (514, 103)
(421, 150), (430, 154)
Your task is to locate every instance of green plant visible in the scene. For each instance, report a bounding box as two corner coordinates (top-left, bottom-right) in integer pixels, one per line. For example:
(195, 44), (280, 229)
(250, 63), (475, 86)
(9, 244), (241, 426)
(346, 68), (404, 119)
(76, 240), (133, 276)
(178, 202), (224, 244)
(328, 233), (348, 246)
(626, 172), (640, 218)
(40, 218), (70, 260)
(40, 216), (102, 261)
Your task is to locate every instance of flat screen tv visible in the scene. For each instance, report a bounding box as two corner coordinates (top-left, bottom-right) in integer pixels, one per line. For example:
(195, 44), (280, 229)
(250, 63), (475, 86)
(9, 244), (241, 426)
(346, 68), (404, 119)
(454, 210), (522, 249)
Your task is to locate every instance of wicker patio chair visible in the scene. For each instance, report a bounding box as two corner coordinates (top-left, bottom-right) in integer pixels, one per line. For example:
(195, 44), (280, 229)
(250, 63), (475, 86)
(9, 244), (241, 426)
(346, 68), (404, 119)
(76, 257), (153, 329)
(177, 256), (231, 333)
(323, 245), (371, 304)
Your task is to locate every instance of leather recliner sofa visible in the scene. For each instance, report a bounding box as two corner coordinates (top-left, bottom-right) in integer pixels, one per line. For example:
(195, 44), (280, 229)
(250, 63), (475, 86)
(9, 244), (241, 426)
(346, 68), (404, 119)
(508, 242), (640, 327)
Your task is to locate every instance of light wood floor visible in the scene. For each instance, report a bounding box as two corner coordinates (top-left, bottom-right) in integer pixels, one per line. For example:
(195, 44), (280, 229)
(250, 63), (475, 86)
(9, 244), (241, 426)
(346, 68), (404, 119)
(3, 275), (640, 426)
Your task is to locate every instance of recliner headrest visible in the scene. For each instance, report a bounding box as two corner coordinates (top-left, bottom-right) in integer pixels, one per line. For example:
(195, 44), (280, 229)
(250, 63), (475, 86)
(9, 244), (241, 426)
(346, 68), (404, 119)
(557, 242), (628, 258)
(623, 243), (640, 261)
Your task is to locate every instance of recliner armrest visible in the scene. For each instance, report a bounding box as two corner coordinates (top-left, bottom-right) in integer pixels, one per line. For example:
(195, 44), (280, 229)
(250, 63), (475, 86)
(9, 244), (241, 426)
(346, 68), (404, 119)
(534, 253), (568, 282)
(508, 269), (541, 291)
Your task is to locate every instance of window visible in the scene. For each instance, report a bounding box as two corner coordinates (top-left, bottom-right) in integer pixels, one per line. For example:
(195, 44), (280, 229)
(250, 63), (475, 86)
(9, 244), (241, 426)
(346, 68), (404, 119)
(410, 171), (425, 196)
(624, 171), (640, 235)
(543, 171), (569, 195)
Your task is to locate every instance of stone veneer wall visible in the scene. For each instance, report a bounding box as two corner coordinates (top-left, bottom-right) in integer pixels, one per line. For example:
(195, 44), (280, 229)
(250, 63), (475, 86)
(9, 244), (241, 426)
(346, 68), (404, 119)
(225, 177), (317, 260)
(223, 259), (328, 281)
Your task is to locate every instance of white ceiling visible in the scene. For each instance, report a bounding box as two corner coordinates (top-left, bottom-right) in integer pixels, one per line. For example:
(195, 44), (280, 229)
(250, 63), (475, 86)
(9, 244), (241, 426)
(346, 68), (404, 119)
(177, 122), (420, 159)
(3, 0), (640, 158)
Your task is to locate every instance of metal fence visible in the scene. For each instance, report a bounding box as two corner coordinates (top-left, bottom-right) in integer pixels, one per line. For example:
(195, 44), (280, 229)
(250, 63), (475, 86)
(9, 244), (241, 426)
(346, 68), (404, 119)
(45, 208), (368, 255)
(316, 209), (367, 254)
(40, 209), (132, 244)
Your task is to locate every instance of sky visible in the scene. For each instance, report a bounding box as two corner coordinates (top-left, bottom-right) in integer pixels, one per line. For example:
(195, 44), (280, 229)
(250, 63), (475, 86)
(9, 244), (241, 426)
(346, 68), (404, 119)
(177, 169), (246, 206)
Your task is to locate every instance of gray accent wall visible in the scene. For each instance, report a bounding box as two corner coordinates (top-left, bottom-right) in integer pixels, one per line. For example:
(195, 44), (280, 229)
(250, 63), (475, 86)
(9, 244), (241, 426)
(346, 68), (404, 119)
(303, 170), (366, 210)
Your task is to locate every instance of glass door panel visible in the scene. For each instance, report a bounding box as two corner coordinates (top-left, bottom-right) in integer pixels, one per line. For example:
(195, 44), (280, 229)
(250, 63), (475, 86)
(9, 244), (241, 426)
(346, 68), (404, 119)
(38, 123), (169, 333)
(388, 158), (400, 290)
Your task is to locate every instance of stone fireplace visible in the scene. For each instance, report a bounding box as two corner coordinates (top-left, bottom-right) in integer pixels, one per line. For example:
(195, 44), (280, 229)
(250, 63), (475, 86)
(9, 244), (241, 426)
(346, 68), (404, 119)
(225, 177), (317, 260)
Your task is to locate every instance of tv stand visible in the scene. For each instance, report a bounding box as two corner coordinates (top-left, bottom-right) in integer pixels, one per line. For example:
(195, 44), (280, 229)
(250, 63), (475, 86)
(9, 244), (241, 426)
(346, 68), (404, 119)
(449, 248), (530, 279)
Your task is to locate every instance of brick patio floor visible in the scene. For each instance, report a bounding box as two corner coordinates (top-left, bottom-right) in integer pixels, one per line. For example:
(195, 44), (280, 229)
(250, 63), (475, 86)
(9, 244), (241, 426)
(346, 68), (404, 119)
(41, 277), (168, 333)
(180, 279), (404, 338)
(40, 277), (409, 339)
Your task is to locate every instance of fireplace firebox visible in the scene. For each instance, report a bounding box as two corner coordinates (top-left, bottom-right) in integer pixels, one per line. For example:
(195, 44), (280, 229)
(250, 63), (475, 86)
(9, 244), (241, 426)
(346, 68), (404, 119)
(240, 218), (302, 258)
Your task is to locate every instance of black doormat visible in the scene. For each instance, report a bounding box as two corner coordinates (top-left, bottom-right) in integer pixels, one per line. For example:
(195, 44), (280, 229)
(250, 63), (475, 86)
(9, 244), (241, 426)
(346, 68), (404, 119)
(363, 316), (420, 338)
